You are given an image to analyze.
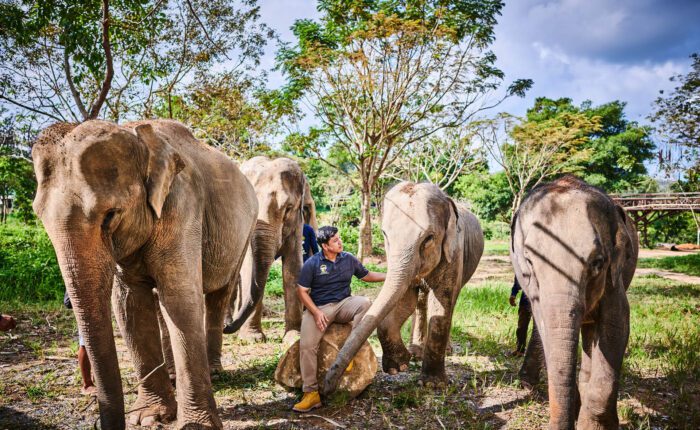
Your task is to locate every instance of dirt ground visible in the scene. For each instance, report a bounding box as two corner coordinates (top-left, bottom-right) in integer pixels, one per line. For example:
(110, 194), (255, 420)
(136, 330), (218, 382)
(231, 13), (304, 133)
(0, 254), (696, 429)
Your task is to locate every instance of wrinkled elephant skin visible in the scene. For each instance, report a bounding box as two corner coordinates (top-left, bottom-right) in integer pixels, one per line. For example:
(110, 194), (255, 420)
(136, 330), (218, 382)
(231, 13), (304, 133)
(323, 182), (484, 395)
(32, 120), (259, 429)
(511, 176), (638, 430)
(225, 156), (317, 343)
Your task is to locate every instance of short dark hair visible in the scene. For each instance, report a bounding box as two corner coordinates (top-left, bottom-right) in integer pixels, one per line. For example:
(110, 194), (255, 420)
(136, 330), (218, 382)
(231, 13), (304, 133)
(317, 226), (338, 246)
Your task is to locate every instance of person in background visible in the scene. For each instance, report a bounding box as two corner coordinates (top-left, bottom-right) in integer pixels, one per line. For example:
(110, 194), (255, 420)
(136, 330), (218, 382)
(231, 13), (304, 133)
(509, 276), (531, 357)
(302, 223), (320, 262)
(64, 291), (97, 396)
(293, 226), (385, 412)
(0, 314), (16, 331)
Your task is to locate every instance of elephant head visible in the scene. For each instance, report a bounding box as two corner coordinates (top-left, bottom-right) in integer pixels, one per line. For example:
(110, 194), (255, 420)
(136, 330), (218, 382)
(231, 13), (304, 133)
(323, 182), (460, 394)
(511, 176), (637, 429)
(32, 121), (184, 429)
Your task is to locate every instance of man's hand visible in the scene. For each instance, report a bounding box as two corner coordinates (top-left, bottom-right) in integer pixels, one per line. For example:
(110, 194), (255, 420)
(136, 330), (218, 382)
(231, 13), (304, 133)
(313, 310), (329, 332)
(509, 296), (516, 307)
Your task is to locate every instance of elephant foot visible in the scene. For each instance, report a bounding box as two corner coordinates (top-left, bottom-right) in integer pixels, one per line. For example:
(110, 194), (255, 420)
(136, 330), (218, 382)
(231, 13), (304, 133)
(418, 371), (448, 388)
(209, 361), (224, 374)
(238, 328), (266, 344)
(382, 347), (411, 374)
(408, 343), (423, 361)
(282, 329), (300, 346)
(128, 395), (177, 427)
(577, 412), (618, 430)
(176, 416), (223, 430)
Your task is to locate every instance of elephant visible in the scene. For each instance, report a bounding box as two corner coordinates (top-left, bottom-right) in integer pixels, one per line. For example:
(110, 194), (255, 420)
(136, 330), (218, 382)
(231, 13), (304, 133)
(223, 156), (317, 343)
(323, 182), (484, 394)
(32, 120), (260, 429)
(510, 175), (638, 429)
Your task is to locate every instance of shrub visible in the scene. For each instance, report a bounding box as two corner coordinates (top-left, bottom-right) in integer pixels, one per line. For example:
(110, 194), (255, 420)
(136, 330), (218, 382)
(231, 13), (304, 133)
(0, 218), (63, 303)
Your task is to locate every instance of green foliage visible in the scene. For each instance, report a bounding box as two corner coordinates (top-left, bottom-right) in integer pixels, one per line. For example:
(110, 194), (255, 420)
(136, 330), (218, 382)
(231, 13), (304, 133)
(0, 0), (274, 123)
(638, 253), (700, 276)
(0, 218), (64, 303)
(649, 52), (700, 174)
(524, 97), (655, 192)
(453, 169), (512, 222)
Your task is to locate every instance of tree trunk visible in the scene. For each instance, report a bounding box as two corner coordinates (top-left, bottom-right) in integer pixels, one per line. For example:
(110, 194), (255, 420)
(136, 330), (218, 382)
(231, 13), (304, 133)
(358, 186), (373, 262)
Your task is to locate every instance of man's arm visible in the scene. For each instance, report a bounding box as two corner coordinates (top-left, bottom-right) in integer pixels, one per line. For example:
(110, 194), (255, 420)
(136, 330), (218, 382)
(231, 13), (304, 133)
(297, 286), (329, 332)
(361, 271), (386, 282)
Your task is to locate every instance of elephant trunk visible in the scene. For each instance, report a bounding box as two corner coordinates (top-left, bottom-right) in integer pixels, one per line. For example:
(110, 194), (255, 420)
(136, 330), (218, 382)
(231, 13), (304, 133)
(56, 236), (124, 429)
(224, 221), (278, 333)
(323, 250), (414, 395)
(539, 303), (583, 430)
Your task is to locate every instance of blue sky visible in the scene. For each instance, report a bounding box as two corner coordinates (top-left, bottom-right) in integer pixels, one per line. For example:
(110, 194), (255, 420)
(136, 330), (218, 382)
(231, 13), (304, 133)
(258, 0), (700, 124)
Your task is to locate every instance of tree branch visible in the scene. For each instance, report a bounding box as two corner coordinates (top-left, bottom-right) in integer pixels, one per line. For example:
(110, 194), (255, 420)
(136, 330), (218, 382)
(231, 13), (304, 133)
(87, 0), (114, 119)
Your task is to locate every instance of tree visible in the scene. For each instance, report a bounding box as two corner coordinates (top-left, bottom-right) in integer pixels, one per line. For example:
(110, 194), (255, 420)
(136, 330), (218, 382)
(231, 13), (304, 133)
(527, 97), (655, 192)
(279, 0), (531, 260)
(388, 125), (483, 191)
(483, 111), (600, 215)
(156, 71), (290, 159)
(0, 113), (35, 223)
(453, 168), (512, 222)
(0, 0), (273, 125)
(650, 52), (700, 182)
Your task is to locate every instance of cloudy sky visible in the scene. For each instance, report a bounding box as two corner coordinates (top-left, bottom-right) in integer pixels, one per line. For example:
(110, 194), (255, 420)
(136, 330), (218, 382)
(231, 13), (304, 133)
(258, 0), (699, 124)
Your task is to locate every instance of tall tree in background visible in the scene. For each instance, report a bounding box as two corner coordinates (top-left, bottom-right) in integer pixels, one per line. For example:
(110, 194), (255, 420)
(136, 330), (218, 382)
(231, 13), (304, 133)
(650, 52), (700, 185)
(388, 125), (484, 191)
(155, 71), (293, 159)
(0, 0), (273, 125)
(0, 112), (35, 223)
(280, 0), (531, 259)
(484, 111), (600, 215)
(526, 97), (655, 192)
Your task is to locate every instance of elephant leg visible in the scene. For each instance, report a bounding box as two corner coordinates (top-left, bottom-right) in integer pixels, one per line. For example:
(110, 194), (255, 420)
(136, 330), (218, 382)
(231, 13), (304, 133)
(112, 276), (176, 427)
(408, 288), (428, 360)
(154, 291), (176, 384)
(378, 286), (418, 374)
(420, 284), (455, 387)
(157, 274), (222, 429)
(205, 281), (235, 373)
(281, 239), (303, 344)
(577, 288), (629, 430)
(519, 320), (545, 389)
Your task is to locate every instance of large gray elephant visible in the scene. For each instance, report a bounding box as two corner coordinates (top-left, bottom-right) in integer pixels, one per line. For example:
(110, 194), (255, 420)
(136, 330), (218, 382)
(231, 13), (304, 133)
(511, 175), (638, 430)
(224, 156), (317, 343)
(323, 182), (484, 394)
(32, 120), (259, 429)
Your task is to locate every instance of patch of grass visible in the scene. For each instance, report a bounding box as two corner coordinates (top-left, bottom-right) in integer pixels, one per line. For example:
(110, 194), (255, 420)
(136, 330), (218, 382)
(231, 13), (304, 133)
(483, 240), (510, 256)
(0, 218), (64, 303)
(637, 253), (700, 276)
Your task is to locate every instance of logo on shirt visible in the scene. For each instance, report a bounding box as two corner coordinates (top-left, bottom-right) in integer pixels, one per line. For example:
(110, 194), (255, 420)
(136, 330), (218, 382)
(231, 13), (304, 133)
(319, 264), (328, 275)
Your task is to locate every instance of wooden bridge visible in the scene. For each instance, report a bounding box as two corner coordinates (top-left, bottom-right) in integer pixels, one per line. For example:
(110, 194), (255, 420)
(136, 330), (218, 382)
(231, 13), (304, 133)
(611, 192), (700, 247)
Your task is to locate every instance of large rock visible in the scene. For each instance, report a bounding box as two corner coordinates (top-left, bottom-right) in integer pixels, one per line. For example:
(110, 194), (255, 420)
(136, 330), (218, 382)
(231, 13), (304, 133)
(274, 323), (377, 398)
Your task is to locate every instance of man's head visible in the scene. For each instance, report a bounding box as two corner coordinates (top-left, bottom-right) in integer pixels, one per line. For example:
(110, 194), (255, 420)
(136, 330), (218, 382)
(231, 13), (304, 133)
(318, 226), (342, 254)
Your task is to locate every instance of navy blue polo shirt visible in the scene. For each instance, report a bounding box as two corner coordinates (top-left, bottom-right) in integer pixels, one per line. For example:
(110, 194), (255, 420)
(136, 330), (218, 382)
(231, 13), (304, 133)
(298, 251), (369, 306)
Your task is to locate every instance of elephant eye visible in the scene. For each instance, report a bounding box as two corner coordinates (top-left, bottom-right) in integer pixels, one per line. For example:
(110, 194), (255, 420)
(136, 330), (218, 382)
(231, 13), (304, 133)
(423, 234), (434, 248)
(102, 209), (118, 230)
(590, 255), (605, 273)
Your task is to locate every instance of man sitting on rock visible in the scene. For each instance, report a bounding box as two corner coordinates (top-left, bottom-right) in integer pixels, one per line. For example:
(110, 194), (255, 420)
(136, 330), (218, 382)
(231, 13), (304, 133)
(293, 226), (386, 412)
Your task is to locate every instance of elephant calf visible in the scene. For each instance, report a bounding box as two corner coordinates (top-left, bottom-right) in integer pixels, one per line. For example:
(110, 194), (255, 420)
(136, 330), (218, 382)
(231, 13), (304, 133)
(324, 182), (484, 394)
(511, 175), (638, 430)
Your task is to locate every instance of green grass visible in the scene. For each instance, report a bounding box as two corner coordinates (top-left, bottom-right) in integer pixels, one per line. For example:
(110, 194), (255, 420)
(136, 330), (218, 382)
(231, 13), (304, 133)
(637, 253), (700, 276)
(483, 240), (510, 256)
(0, 218), (64, 303)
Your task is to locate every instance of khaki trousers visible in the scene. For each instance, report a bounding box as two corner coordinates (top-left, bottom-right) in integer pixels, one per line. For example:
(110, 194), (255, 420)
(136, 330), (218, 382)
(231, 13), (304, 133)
(300, 295), (371, 392)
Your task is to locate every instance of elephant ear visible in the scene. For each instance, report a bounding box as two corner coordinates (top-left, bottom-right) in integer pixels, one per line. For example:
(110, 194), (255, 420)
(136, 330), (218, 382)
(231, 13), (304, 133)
(610, 205), (636, 292)
(135, 124), (186, 219)
(442, 198), (460, 263)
